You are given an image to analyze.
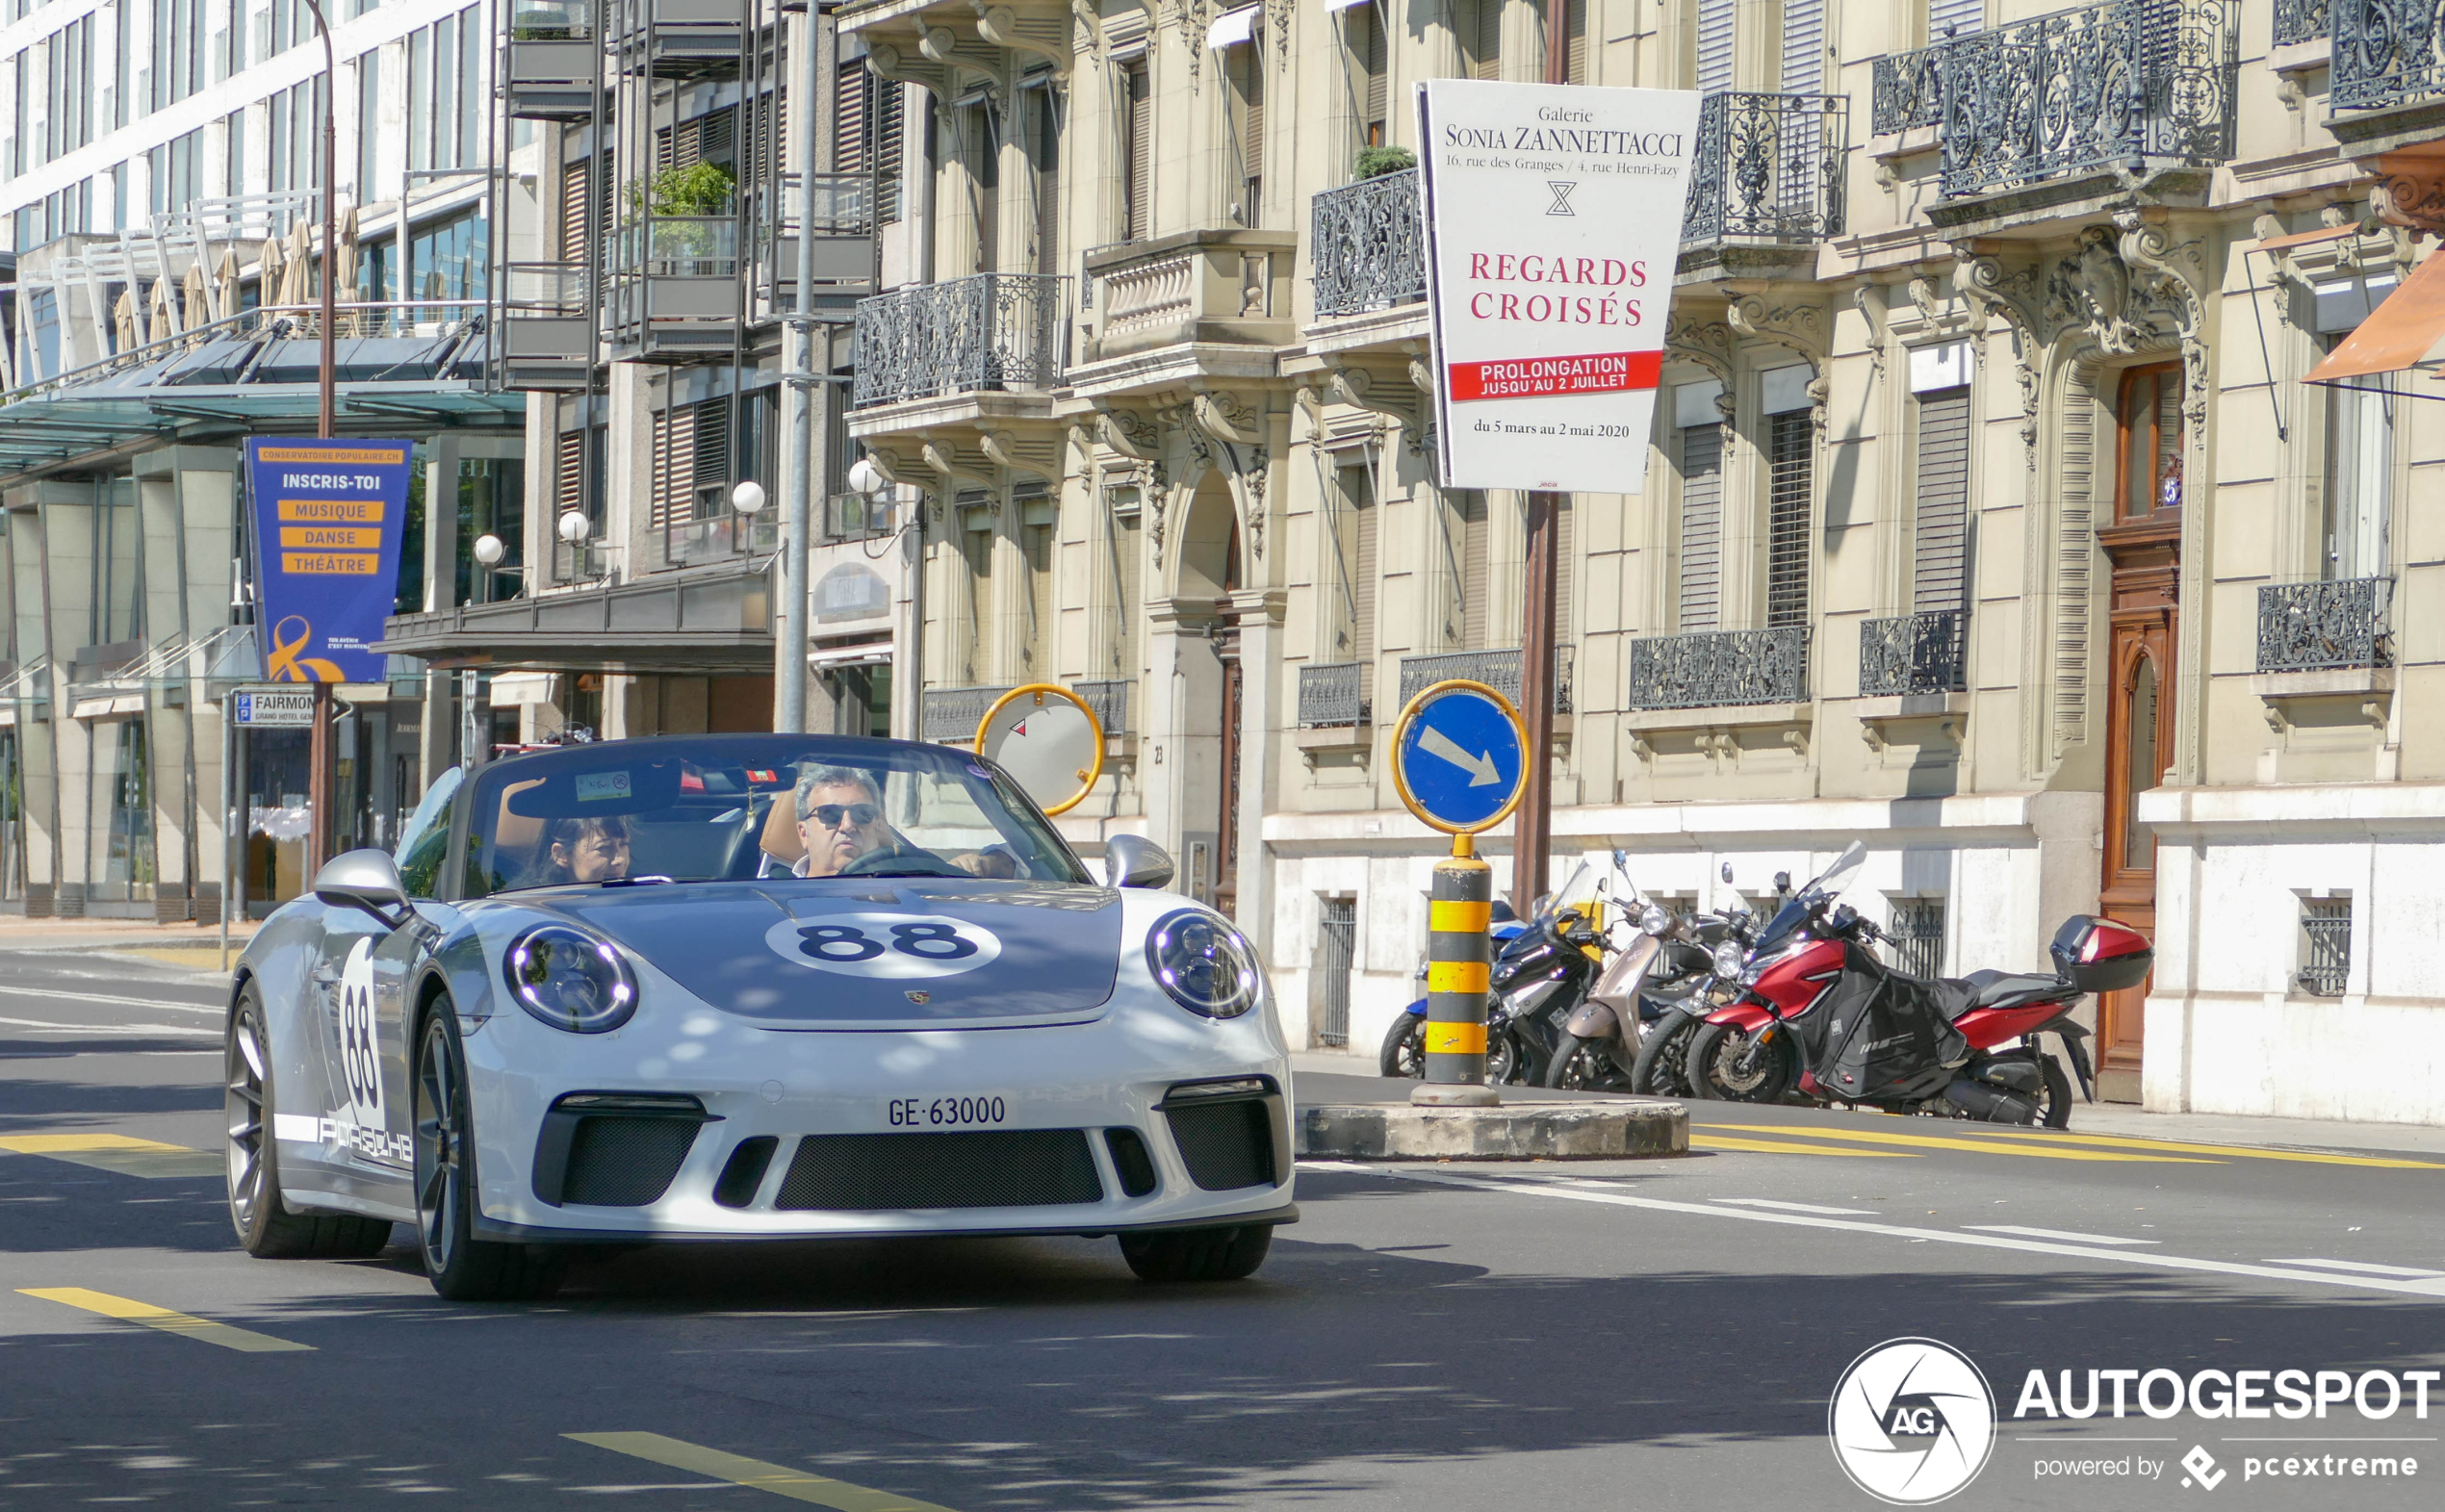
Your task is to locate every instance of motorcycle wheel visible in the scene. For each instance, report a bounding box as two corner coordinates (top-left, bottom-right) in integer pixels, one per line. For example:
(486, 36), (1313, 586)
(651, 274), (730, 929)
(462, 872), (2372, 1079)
(1487, 1033), (1522, 1086)
(1545, 1033), (1633, 1091)
(1686, 1020), (1797, 1104)
(1377, 1013), (1427, 1079)
(2035, 1054), (2074, 1129)
(1631, 1012), (1700, 1097)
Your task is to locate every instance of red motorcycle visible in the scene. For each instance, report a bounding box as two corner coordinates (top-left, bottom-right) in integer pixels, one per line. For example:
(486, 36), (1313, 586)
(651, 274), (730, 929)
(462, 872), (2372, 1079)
(1684, 842), (2152, 1128)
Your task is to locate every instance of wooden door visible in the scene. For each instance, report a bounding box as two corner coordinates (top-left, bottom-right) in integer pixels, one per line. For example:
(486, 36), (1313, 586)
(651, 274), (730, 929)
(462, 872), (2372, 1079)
(2095, 363), (2183, 1100)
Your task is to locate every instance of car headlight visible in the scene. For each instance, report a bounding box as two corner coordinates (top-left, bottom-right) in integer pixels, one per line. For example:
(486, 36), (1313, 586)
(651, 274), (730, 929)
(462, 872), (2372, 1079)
(1146, 910), (1262, 1020)
(1712, 939), (1747, 979)
(504, 924), (638, 1034)
(1639, 902), (1672, 937)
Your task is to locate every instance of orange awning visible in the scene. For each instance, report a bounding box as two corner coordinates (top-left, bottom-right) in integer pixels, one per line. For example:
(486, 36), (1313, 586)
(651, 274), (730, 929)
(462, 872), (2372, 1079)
(2254, 224), (2358, 252)
(2305, 249), (2445, 387)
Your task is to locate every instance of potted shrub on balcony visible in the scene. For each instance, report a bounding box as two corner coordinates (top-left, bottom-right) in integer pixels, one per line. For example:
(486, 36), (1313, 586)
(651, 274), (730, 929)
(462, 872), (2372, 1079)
(1354, 145), (1416, 180)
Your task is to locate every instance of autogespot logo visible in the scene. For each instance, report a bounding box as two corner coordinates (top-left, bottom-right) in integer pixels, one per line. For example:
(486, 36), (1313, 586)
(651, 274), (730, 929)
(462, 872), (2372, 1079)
(1830, 1338), (1998, 1505)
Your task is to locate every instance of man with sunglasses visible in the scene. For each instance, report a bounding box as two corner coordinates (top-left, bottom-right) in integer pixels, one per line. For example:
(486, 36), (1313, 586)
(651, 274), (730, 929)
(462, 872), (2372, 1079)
(790, 766), (896, 878)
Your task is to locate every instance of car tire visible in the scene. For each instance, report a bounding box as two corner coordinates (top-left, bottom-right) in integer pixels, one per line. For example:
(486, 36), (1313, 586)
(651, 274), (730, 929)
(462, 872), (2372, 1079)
(414, 1005), (564, 1302)
(225, 983), (396, 1260)
(1118, 1223), (1274, 1283)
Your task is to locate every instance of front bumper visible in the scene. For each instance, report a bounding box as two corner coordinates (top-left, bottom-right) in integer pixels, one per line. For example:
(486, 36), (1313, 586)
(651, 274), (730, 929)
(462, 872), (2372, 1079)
(463, 988), (1296, 1243)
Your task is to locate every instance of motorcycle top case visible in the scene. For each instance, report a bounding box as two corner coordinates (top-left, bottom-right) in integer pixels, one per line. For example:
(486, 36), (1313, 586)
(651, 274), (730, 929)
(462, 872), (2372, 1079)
(1797, 942), (1969, 1103)
(2049, 915), (2153, 994)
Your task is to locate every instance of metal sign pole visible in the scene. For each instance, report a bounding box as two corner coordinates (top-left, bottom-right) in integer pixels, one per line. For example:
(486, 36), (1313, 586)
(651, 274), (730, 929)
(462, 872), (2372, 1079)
(219, 691), (234, 971)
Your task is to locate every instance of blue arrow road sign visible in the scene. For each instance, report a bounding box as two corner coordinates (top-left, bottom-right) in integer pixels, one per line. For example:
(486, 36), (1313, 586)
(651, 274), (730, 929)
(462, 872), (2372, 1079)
(1396, 685), (1526, 832)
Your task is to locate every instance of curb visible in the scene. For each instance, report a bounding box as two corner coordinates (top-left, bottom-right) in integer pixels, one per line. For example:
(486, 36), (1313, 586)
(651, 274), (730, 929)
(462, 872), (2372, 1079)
(1297, 1099), (1689, 1161)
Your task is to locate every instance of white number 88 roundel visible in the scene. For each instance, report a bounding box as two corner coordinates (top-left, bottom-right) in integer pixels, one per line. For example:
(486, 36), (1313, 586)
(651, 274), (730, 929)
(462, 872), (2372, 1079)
(763, 913), (1003, 979)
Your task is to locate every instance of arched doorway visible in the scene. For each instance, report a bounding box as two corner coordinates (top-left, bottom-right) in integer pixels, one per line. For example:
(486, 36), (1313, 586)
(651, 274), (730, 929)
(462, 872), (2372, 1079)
(2096, 361), (2182, 1100)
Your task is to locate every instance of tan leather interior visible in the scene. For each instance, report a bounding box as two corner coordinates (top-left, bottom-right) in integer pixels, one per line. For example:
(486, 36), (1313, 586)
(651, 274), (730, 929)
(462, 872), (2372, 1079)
(760, 791), (804, 866)
(494, 780), (546, 861)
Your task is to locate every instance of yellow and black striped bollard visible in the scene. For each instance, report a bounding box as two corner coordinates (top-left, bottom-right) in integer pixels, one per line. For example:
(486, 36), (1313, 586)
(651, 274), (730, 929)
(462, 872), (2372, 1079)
(1417, 841), (1499, 1106)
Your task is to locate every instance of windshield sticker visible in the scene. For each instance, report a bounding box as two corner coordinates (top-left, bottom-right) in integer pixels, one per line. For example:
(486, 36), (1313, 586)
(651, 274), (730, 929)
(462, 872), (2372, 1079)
(575, 771), (632, 804)
(762, 912), (1004, 979)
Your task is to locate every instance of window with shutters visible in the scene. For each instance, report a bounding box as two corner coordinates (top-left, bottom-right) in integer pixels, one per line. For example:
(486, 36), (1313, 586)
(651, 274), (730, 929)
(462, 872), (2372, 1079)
(650, 397), (735, 532)
(1926, 0), (1983, 42)
(965, 104), (1000, 270)
(1564, 0), (1587, 86)
(1782, 0), (1825, 91)
(1913, 388), (1972, 617)
(1556, 493), (1577, 650)
(1694, 0), (1734, 94)
(1227, 30), (1264, 223)
(1467, 0), (1501, 79)
(1120, 59), (1152, 243)
(836, 63), (906, 224)
(1349, 9), (1389, 146)
(1021, 508), (1054, 674)
(2322, 347), (2392, 581)
(958, 498), (992, 685)
(1031, 87), (1061, 274)
(1332, 459), (1379, 669)
(1766, 410), (1813, 628)
(1679, 421), (1724, 631)
(1459, 491), (1490, 650)
(1110, 500), (1143, 679)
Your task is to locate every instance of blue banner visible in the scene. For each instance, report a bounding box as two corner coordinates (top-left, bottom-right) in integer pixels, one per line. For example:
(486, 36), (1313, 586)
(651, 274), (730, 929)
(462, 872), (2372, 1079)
(244, 438), (416, 684)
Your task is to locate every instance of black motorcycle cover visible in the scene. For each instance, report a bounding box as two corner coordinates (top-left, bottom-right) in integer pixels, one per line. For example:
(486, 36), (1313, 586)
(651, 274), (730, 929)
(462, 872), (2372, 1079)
(1797, 943), (1971, 1102)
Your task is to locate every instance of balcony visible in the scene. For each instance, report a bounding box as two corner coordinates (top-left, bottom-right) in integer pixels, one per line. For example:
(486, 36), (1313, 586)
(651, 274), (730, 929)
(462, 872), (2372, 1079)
(1395, 647), (1575, 717)
(1078, 228), (1296, 366)
(2257, 577), (2392, 673)
(656, 510), (777, 571)
(1070, 678), (1134, 739)
(613, 0), (742, 79)
(1878, 0), (2239, 202)
(1310, 169), (1425, 320)
(757, 173), (876, 323)
(921, 684), (1013, 744)
(824, 491), (895, 543)
(1627, 628), (1809, 710)
(2334, 0), (2445, 113)
(500, 262), (592, 388)
(1298, 661), (1371, 729)
(506, 1), (597, 119)
(2276, 0), (2330, 45)
(1858, 611), (1967, 697)
(851, 273), (1067, 410)
(607, 218), (742, 361)
(1683, 92), (1847, 249)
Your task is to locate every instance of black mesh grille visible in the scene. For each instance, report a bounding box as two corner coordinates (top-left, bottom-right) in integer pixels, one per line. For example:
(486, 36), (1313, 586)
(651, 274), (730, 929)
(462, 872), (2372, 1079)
(775, 1130), (1104, 1211)
(561, 1116), (701, 1207)
(1165, 1099), (1275, 1192)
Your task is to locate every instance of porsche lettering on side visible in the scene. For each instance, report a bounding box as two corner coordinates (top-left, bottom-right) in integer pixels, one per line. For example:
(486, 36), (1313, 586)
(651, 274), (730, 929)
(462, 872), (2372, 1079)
(223, 735), (1293, 1300)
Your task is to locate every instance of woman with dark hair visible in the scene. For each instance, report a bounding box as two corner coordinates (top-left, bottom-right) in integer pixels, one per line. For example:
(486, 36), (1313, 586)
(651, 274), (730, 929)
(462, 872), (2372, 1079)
(527, 814), (633, 885)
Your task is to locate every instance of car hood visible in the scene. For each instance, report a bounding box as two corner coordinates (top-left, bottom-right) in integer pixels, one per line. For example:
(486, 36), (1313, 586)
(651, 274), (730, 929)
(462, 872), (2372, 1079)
(529, 878), (1124, 1029)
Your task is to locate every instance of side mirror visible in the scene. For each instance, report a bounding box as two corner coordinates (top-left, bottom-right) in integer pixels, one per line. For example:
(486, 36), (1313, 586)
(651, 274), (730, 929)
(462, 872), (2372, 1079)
(313, 849), (412, 929)
(1775, 870), (1792, 893)
(1720, 861), (1735, 884)
(1103, 833), (1175, 890)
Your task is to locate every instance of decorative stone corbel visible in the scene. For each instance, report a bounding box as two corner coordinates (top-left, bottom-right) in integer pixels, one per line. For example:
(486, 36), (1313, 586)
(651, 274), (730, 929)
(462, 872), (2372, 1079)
(921, 438), (997, 490)
(2058, 223), (2143, 356)
(1952, 251), (2045, 468)
(1782, 727), (1810, 757)
(1095, 406), (1162, 460)
(2372, 158), (2445, 238)
(1183, 393), (1273, 562)
(2113, 209), (2214, 433)
(1725, 295), (1832, 441)
(980, 428), (1059, 482)
(1663, 310), (1737, 411)
(974, 4), (1070, 75)
(1324, 365), (1422, 443)
(1069, 0), (1105, 64)
(1853, 282), (1890, 395)
(1192, 389), (1267, 446)
(1861, 720), (1888, 754)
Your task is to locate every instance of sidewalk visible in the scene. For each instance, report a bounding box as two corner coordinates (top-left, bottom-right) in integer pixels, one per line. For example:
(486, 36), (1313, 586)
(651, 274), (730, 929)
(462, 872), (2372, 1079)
(1287, 1050), (2445, 1160)
(0, 913), (258, 971)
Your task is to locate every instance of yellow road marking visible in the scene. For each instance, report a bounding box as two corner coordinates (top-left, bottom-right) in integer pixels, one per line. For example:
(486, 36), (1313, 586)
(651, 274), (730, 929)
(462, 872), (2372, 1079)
(1691, 1133), (1917, 1158)
(1937, 1127), (2445, 1170)
(568, 1432), (956, 1510)
(0, 1133), (223, 1178)
(18, 1288), (312, 1353)
(1707, 1124), (2223, 1164)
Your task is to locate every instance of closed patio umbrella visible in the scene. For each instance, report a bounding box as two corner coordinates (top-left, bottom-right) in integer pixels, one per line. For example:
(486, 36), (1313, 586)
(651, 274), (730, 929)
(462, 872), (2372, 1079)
(147, 278), (177, 344)
(333, 206), (361, 334)
(215, 247), (242, 323)
(113, 288), (140, 355)
(182, 260), (211, 345)
(256, 235), (286, 316)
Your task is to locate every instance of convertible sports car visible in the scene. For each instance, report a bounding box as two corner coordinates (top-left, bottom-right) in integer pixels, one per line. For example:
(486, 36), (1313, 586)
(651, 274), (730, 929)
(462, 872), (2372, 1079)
(223, 734), (1295, 1299)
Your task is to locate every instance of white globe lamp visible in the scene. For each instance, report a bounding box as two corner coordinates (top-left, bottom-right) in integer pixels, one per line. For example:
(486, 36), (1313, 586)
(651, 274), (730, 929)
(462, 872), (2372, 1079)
(473, 533), (505, 567)
(557, 509), (591, 546)
(731, 479), (767, 516)
(846, 456), (888, 498)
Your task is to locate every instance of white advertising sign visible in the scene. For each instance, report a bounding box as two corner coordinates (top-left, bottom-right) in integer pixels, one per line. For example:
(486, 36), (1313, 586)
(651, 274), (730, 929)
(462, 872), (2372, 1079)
(233, 687), (316, 727)
(1417, 80), (1703, 494)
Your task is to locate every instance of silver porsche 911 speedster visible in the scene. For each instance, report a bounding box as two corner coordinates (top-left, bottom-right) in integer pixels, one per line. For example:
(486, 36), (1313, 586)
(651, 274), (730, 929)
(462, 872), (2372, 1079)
(224, 734), (1295, 1299)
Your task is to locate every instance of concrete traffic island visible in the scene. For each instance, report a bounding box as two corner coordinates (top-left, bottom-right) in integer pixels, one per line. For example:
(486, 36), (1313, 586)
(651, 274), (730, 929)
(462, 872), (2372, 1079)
(1297, 1098), (1689, 1161)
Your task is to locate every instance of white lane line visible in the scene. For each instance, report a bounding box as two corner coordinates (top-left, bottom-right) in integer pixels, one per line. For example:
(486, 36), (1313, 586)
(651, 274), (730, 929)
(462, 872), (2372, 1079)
(1300, 1161), (2445, 1300)
(1965, 1223), (2159, 1246)
(1712, 1197), (1879, 1216)
(0, 1015), (219, 1038)
(0, 986), (222, 1014)
(2263, 1257), (2445, 1279)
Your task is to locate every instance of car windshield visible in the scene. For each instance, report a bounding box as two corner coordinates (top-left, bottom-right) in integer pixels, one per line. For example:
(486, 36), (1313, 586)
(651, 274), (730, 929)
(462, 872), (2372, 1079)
(460, 735), (1091, 897)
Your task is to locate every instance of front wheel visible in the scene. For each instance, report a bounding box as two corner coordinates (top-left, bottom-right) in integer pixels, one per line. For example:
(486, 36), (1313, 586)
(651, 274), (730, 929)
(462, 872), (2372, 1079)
(1631, 1012), (1701, 1097)
(1377, 1012), (1427, 1078)
(414, 1007), (563, 1301)
(224, 985), (394, 1260)
(1544, 1033), (1633, 1091)
(1120, 1223), (1273, 1282)
(1685, 1019), (1798, 1104)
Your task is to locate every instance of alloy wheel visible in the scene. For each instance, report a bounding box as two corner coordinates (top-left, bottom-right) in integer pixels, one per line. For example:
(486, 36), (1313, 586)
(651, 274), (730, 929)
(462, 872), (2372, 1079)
(224, 1005), (270, 1228)
(414, 1018), (461, 1271)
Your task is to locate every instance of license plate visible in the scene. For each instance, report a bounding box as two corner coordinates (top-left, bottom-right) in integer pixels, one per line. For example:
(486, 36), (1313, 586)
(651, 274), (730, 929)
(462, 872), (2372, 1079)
(883, 1093), (1011, 1130)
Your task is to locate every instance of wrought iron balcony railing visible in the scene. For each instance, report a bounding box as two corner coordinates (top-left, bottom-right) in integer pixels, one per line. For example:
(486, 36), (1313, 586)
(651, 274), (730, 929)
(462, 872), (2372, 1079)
(921, 685), (1013, 744)
(1858, 610), (1967, 697)
(2334, 0), (2445, 109)
(852, 273), (1067, 409)
(1298, 661), (1370, 729)
(1310, 169), (1426, 319)
(1627, 627), (1809, 710)
(2256, 577), (2392, 672)
(2276, 0), (2331, 45)
(1396, 647), (1576, 716)
(1937, 0), (2239, 198)
(1872, 45), (1947, 134)
(1684, 91), (1846, 245)
(1070, 678), (1134, 738)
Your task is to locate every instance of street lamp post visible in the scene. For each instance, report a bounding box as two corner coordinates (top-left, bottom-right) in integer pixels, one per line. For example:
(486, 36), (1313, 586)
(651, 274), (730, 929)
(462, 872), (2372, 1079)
(301, 0), (340, 874)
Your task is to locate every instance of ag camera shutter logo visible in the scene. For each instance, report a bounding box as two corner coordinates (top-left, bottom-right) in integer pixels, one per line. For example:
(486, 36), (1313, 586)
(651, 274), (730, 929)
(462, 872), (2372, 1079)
(1830, 1338), (1997, 1504)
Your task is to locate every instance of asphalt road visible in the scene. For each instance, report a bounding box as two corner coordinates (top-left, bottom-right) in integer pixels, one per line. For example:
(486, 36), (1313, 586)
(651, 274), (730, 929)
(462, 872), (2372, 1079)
(2, 948), (2440, 1511)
